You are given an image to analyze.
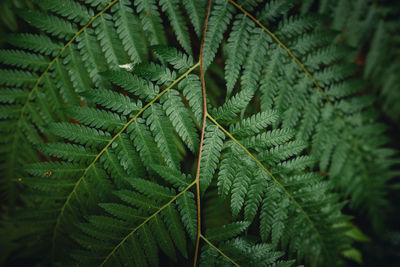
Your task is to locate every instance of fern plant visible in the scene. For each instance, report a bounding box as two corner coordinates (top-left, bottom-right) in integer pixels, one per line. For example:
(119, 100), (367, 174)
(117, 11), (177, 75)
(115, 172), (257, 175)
(0, 0), (398, 266)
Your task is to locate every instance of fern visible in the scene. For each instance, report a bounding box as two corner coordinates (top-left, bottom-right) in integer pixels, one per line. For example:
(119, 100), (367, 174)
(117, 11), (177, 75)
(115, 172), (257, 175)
(0, 0), (398, 266)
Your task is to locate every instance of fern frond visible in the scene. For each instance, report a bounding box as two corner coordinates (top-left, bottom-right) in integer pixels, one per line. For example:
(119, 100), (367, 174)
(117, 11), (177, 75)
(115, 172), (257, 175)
(16, 9), (77, 39)
(161, 89), (199, 153)
(0, 50), (49, 71)
(224, 14), (251, 98)
(199, 123), (225, 193)
(112, 0), (147, 64)
(159, 0), (192, 56)
(4, 33), (63, 56)
(50, 122), (111, 148)
(202, 0), (233, 70)
(144, 104), (180, 170)
(34, 0), (93, 25)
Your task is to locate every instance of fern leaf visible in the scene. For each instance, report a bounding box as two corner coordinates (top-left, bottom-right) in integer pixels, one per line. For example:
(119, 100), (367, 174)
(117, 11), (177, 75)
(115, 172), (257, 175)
(38, 143), (96, 164)
(244, 169), (269, 222)
(139, 225), (159, 266)
(128, 178), (175, 201)
(113, 134), (145, 177)
(144, 104), (180, 170)
(202, 0), (233, 70)
(94, 13), (127, 67)
(33, 0), (93, 25)
(176, 191), (197, 242)
(229, 110), (278, 138)
(241, 27), (268, 93)
(82, 88), (142, 116)
(153, 45), (194, 73)
(77, 30), (109, 88)
(159, 0), (192, 55)
(0, 50), (48, 71)
(128, 118), (164, 167)
(50, 122), (111, 148)
(4, 33), (62, 56)
(0, 88), (28, 104)
(66, 106), (126, 133)
(0, 69), (37, 87)
(206, 221), (250, 242)
(180, 74), (203, 124)
(112, 0), (147, 64)
(16, 9), (77, 39)
(199, 123), (225, 193)
(135, 0), (167, 45)
(161, 89), (200, 153)
(103, 70), (159, 100)
(151, 164), (191, 189)
(181, 0), (205, 37)
(212, 88), (254, 123)
(150, 216), (177, 261)
(162, 204), (188, 258)
(225, 14), (251, 98)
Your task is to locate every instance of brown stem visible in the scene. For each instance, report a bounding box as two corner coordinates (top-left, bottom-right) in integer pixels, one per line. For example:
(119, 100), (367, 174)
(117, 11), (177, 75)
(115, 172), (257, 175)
(193, 0), (212, 266)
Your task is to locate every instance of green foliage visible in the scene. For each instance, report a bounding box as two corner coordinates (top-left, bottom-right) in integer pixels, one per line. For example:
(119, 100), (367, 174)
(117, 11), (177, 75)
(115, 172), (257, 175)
(0, 0), (398, 266)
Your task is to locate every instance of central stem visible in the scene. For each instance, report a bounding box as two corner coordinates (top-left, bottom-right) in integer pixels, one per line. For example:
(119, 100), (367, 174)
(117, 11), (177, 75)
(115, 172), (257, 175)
(193, 0), (213, 266)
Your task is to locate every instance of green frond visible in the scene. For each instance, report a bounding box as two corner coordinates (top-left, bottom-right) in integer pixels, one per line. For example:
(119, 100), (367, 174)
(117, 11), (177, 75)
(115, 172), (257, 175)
(225, 14), (251, 98)
(135, 0), (167, 45)
(153, 45), (194, 73)
(176, 191), (197, 242)
(0, 50), (49, 71)
(212, 88), (254, 123)
(202, 0), (233, 70)
(241, 128), (295, 149)
(25, 161), (84, 178)
(244, 169), (269, 222)
(229, 110), (278, 138)
(277, 14), (319, 39)
(180, 74), (203, 124)
(83, 0), (110, 10)
(64, 45), (92, 94)
(133, 62), (176, 85)
(77, 29), (109, 88)
(151, 164), (191, 189)
(103, 69), (159, 100)
(162, 204), (188, 258)
(4, 33), (63, 56)
(0, 88), (28, 104)
(199, 123), (225, 193)
(0, 1), (397, 266)
(181, 0), (205, 37)
(217, 144), (238, 198)
(16, 9), (77, 39)
(66, 106), (126, 132)
(50, 122), (111, 148)
(159, 0), (192, 56)
(52, 58), (81, 106)
(144, 104), (179, 170)
(128, 178), (176, 201)
(113, 134), (145, 177)
(128, 118), (164, 167)
(241, 27), (269, 93)
(82, 88), (142, 115)
(205, 221), (250, 242)
(0, 69), (38, 87)
(161, 89), (199, 153)
(34, 0), (93, 25)
(112, 0), (147, 64)
(38, 143), (97, 164)
(258, 0), (296, 24)
(93, 13), (127, 67)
